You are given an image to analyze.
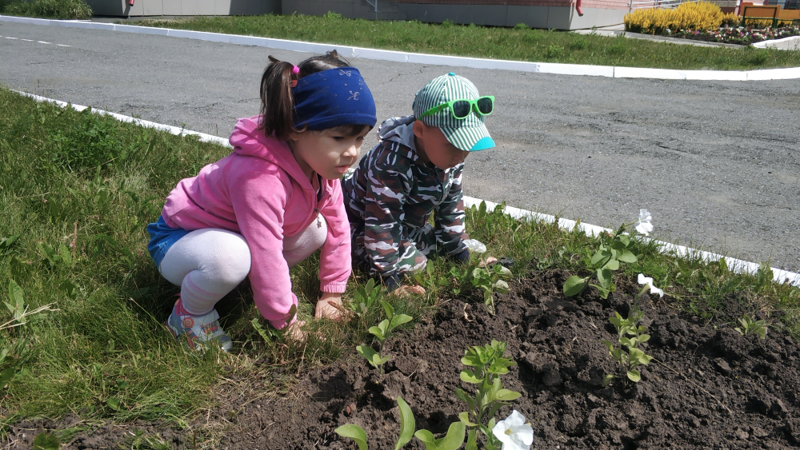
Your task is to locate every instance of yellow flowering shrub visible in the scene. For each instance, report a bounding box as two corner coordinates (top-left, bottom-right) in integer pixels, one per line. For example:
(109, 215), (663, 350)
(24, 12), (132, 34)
(721, 12), (740, 26)
(742, 18), (793, 27)
(624, 1), (726, 34)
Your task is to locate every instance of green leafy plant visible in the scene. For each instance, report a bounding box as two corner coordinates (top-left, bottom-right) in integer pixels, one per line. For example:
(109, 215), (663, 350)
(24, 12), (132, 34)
(356, 301), (412, 375)
(251, 304), (298, 343)
(564, 209), (652, 299)
(335, 396), (465, 450)
(3, 280), (56, 333)
(2, 280), (57, 387)
(0, 235), (19, 257)
(37, 242), (75, 269)
(350, 278), (382, 318)
(451, 239), (512, 315)
(601, 304), (653, 386)
(456, 340), (522, 450)
(735, 315), (768, 339)
(32, 431), (61, 450)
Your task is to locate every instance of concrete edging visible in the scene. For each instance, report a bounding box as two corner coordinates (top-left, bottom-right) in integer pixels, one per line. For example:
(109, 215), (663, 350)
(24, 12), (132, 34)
(12, 89), (800, 287)
(2, 14), (800, 81)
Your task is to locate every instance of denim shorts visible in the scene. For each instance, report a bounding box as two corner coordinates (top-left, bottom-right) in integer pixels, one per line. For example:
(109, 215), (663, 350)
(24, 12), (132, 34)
(146, 216), (190, 268)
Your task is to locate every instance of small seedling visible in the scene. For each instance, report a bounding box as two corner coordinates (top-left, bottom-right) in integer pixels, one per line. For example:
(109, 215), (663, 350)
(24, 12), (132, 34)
(734, 315), (768, 339)
(564, 210), (651, 299)
(601, 305), (653, 386)
(456, 340), (522, 450)
(451, 240), (512, 315)
(356, 301), (412, 375)
(336, 396), (465, 450)
(350, 278), (382, 318)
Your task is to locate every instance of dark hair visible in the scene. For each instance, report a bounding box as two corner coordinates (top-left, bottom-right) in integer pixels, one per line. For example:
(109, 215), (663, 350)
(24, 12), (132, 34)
(259, 50), (352, 141)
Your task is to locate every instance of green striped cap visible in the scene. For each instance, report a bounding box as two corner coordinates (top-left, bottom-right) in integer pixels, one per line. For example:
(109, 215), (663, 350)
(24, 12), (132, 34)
(412, 72), (495, 152)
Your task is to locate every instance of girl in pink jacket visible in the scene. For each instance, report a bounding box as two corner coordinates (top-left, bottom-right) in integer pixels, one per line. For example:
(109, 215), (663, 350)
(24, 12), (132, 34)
(147, 51), (377, 350)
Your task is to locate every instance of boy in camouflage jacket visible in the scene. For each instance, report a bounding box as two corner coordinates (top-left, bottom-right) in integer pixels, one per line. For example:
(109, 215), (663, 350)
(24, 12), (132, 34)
(343, 73), (496, 293)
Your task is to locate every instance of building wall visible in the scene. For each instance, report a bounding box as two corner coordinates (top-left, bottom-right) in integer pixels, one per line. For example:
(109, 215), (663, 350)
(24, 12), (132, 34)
(86, 0), (635, 29)
(86, 0), (281, 17)
(392, 0), (628, 29)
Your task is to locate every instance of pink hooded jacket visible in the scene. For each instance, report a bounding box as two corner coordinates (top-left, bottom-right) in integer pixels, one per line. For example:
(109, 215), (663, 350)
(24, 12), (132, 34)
(160, 116), (352, 329)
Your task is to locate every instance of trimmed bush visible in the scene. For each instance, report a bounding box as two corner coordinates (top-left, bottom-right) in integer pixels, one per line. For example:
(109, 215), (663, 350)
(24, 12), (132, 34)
(625, 1), (725, 34)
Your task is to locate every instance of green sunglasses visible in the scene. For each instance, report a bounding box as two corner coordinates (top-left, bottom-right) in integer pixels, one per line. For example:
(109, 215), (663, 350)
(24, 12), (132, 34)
(418, 96), (494, 120)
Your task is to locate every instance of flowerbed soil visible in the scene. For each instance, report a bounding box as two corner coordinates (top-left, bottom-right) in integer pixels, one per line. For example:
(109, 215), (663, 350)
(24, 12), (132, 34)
(5, 270), (800, 449)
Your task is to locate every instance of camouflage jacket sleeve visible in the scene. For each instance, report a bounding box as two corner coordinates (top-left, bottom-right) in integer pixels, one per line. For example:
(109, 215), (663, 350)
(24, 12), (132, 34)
(362, 147), (425, 279)
(434, 163), (469, 256)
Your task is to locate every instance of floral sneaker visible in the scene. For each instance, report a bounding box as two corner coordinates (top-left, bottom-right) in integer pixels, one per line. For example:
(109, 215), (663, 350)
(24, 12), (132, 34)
(166, 300), (232, 352)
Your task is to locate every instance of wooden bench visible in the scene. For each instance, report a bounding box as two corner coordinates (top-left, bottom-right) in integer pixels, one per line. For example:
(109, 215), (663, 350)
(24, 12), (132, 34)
(741, 4), (780, 27)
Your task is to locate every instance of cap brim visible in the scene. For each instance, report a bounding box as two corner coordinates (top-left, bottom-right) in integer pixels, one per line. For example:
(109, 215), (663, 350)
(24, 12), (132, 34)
(440, 121), (495, 152)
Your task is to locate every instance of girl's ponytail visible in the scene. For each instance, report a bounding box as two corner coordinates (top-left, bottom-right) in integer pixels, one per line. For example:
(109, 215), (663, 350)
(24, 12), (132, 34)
(259, 51), (351, 141)
(259, 56), (297, 141)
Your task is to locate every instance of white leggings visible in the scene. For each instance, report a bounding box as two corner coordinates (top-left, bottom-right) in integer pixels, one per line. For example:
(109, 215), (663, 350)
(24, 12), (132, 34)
(159, 215), (328, 315)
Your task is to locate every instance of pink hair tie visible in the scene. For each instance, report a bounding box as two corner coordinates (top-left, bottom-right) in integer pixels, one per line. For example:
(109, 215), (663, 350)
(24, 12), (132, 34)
(292, 65), (300, 75)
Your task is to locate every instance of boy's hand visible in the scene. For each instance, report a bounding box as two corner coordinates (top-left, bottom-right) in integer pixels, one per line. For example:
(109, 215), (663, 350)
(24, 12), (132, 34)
(392, 285), (426, 297)
(315, 293), (348, 321)
(479, 256), (499, 267)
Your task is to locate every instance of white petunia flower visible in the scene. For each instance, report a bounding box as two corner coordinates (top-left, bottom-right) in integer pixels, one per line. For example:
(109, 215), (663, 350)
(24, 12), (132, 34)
(638, 273), (664, 298)
(634, 209), (653, 236)
(492, 410), (534, 450)
(463, 239), (487, 254)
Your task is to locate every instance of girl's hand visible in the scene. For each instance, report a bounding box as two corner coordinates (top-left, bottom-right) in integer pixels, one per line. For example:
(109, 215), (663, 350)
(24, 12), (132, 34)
(392, 285), (426, 297)
(315, 293), (348, 321)
(285, 320), (307, 342)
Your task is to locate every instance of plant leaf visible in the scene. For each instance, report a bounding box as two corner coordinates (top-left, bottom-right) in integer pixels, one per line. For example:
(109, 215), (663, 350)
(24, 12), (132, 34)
(596, 268), (612, 290)
(335, 424), (368, 450)
(107, 397), (121, 411)
(367, 326), (385, 341)
(414, 429), (436, 448)
(603, 258), (620, 271)
(465, 430), (478, 450)
(459, 370), (481, 384)
(356, 345), (379, 368)
(617, 250), (637, 263)
(563, 276), (588, 297)
(493, 280), (509, 293)
(602, 374), (614, 386)
(7, 280), (25, 322)
(627, 369), (641, 382)
(396, 396), (415, 450)
(494, 389), (521, 401)
(435, 421), (466, 450)
(590, 248), (609, 267)
(458, 411), (477, 427)
(380, 300), (395, 319)
(390, 314), (413, 330)
(32, 431), (61, 450)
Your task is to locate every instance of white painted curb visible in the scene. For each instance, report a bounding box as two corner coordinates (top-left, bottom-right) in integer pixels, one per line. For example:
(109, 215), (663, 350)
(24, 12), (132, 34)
(13, 89), (800, 288)
(2, 15), (800, 81)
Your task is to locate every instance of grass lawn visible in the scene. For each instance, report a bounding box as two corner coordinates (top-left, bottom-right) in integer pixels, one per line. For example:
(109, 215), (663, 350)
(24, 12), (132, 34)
(1, 87), (798, 445)
(131, 13), (800, 71)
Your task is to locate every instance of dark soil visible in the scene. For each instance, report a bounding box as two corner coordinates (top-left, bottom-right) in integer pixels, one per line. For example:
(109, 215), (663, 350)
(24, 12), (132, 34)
(5, 270), (800, 449)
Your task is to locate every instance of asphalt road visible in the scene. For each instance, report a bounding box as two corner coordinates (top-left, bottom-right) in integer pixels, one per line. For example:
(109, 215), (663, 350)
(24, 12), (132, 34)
(1, 21), (798, 274)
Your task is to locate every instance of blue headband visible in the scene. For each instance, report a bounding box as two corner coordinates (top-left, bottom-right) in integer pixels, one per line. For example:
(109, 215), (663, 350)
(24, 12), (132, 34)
(292, 67), (377, 131)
